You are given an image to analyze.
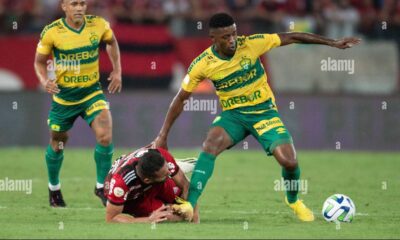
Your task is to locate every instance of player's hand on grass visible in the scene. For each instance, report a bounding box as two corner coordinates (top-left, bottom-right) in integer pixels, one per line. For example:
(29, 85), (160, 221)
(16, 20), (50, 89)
(148, 205), (171, 223)
(42, 79), (60, 94)
(331, 37), (361, 49)
(107, 70), (122, 94)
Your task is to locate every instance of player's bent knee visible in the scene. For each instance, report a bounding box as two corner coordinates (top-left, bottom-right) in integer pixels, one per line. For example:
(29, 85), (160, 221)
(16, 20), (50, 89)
(202, 137), (224, 156)
(97, 133), (112, 146)
(283, 158), (298, 171)
(50, 133), (68, 151)
(202, 143), (218, 156)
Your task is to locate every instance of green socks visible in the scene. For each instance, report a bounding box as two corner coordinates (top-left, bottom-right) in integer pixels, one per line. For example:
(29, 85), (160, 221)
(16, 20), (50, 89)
(188, 152), (216, 207)
(45, 145), (64, 186)
(94, 143), (114, 186)
(46, 143), (113, 189)
(282, 166), (301, 204)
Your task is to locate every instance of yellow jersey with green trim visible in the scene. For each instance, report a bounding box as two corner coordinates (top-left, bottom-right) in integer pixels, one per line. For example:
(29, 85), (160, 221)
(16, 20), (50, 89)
(182, 33), (281, 111)
(36, 15), (113, 105)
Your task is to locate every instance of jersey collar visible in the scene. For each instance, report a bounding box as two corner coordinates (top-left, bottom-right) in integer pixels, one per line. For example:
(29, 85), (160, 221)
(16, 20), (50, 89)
(62, 17), (86, 34)
(211, 44), (235, 61)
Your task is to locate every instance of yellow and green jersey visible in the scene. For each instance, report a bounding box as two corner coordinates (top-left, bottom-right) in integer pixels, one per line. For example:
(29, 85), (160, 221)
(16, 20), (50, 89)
(182, 33), (281, 112)
(36, 15), (113, 105)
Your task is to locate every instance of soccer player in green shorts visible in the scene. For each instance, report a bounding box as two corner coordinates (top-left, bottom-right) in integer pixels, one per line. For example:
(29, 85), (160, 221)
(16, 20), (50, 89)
(153, 13), (361, 221)
(34, 0), (122, 207)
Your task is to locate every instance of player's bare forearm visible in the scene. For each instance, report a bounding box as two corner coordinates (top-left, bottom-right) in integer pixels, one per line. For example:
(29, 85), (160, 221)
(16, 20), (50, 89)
(106, 203), (172, 223)
(34, 53), (49, 85)
(105, 36), (121, 73)
(106, 203), (149, 223)
(155, 89), (192, 146)
(278, 32), (361, 49)
(107, 214), (149, 223)
(172, 170), (190, 200)
(34, 52), (60, 94)
(105, 35), (122, 93)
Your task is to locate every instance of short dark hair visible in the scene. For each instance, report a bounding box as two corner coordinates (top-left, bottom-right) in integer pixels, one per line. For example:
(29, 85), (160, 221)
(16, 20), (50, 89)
(209, 12), (235, 29)
(137, 149), (165, 178)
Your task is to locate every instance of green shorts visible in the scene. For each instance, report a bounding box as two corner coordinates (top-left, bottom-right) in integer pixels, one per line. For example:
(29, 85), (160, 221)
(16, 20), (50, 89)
(47, 94), (109, 132)
(212, 102), (293, 155)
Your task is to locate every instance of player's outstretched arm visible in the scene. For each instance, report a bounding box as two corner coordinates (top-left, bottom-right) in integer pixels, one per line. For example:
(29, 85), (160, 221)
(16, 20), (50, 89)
(172, 169), (190, 200)
(34, 53), (60, 94)
(106, 202), (170, 223)
(152, 88), (192, 149)
(104, 35), (122, 94)
(278, 32), (361, 49)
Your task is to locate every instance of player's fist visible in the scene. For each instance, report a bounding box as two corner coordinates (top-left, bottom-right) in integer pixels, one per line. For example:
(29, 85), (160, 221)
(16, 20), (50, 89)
(148, 205), (171, 223)
(331, 37), (361, 49)
(42, 79), (60, 94)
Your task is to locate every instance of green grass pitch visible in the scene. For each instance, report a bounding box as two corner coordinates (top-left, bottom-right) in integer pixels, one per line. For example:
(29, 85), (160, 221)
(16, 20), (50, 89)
(0, 147), (399, 239)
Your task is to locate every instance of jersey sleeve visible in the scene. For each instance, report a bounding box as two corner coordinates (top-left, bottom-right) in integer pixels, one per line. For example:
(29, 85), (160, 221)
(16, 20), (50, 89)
(100, 17), (113, 42)
(247, 33), (281, 57)
(36, 26), (53, 55)
(157, 148), (180, 177)
(106, 174), (129, 205)
(181, 54), (207, 92)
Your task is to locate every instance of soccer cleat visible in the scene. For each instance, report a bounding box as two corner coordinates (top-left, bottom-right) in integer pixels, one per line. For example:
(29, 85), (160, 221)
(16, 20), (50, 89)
(49, 189), (66, 207)
(94, 187), (107, 207)
(285, 197), (315, 222)
(171, 197), (194, 221)
(176, 157), (197, 174)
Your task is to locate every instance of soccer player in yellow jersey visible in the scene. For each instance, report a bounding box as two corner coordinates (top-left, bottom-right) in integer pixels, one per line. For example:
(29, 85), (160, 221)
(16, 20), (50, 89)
(153, 13), (361, 221)
(34, 0), (122, 207)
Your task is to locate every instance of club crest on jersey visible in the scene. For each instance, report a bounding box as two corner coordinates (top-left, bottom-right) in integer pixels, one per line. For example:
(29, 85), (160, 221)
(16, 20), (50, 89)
(113, 187), (125, 197)
(167, 162), (176, 174)
(240, 57), (251, 71)
(89, 33), (100, 46)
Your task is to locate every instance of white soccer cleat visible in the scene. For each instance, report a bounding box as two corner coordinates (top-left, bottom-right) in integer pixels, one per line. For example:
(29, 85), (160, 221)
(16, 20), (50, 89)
(176, 158), (197, 174)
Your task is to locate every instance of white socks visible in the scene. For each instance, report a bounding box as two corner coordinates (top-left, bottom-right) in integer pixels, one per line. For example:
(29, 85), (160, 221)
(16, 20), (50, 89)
(48, 183), (61, 191)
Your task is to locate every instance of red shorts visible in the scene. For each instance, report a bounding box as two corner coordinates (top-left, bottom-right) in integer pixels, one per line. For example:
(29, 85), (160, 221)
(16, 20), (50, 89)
(122, 178), (181, 217)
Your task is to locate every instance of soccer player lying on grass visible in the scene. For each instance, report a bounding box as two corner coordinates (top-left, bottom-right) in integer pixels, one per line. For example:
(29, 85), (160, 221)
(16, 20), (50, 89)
(152, 12), (361, 222)
(104, 148), (198, 223)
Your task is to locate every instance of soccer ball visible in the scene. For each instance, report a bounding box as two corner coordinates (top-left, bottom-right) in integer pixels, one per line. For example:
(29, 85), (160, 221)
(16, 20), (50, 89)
(322, 194), (356, 222)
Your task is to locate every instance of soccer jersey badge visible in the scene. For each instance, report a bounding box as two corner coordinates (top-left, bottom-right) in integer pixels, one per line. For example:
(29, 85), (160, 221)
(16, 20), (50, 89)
(113, 187), (125, 198)
(240, 57), (251, 70)
(89, 33), (99, 46)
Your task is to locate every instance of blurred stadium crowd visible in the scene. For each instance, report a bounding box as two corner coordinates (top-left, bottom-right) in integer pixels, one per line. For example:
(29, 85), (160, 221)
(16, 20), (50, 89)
(1, 0), (400, 40)
(0, 0), (398, 93)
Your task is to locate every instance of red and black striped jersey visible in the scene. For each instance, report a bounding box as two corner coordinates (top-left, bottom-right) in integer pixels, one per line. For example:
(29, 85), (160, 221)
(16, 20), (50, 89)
(104, 148), (179, 205)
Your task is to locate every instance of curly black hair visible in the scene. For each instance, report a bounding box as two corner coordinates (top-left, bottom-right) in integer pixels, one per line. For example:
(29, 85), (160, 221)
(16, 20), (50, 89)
(209, 12), (235, 29)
